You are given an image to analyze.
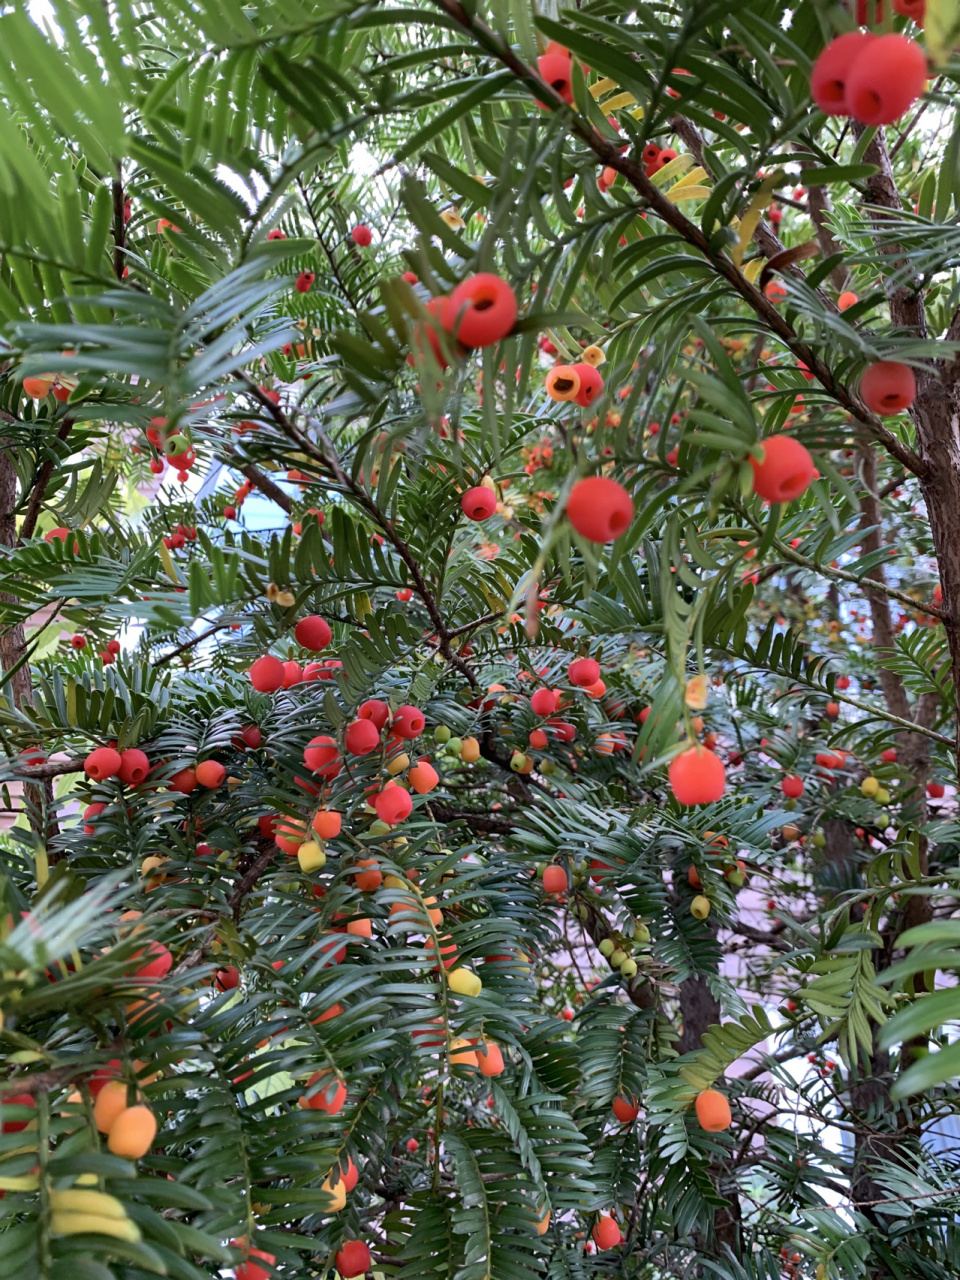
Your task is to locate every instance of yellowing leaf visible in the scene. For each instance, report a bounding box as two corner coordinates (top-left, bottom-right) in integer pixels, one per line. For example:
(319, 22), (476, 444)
(743, 258), (766, 284)
(732, 171), (782, 267)
(603, 91), (638, 112)
(590, 78), (618, 99)
(672, 166), (709, 190)
(666, 184), (711, 203)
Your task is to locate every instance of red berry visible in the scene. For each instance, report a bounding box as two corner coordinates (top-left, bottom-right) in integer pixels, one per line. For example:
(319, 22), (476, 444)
(241, 726), (263, 749)
(118, 749), (150, 786)
(391, 705), (425, 739)
(196, 760), (226, 788)
(249, 655), (285, 693)
(441, 273), (518, 349)
(612, 1095), (639, 1124)
(592, 1215), (621, 1250)
(169, 767), (198, 794)
(536, 51), (574, 105)
(267, 228), (286, 240)
(530, 687), (558, 716)
(569, 657), (601, 687)
(566, 477), (634, 543)
(461, 486), (497, 521)
(781, 774), (804, 799)
(928, 781), (945, 799)
(750, 436), (815, 504)
(402, 270), (418, 284)
(345, 718), (380, 756)
(570, 362), (604, 409)
(542, 865), (568, 895)
(358, 698), (390, 729)
(374, 783), (413, 826)
(845, 34), (928, 127)
(84, 747), (122, 781)
(859, 361), (916, 415)
(335, 1241), (371, 1279)
(294, 615), (332, 651)
(351, 224), (373, 246)
(810, 32), (876, 116)
(295, 271), (315, 293)
(669, 745), (726, 806)
(304, 735), (341, 777)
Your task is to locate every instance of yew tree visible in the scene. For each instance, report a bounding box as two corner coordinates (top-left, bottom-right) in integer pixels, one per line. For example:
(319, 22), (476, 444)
(3, 1), (960, 1278)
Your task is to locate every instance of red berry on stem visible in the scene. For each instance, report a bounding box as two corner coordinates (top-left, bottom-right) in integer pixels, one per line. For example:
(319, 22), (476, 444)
(84, 747), (122, 781)
(669, 745), (726, 805)
(845, 34), (928, 127)
(294, 615), (332, 651)
(536, 51), (574, 105)
(345, 718), (381, 756)
(118, 749), (150, 786)
(441, 274), (517, 348)
(569, 657), (601, 687)
(570, 362), (603, 408)
(859, 361), (916, 415)
(461, 486), (497, 520)
(750, 436), (815, 504)
(566, 477), (634, 543)
(249, 655), (285, 692)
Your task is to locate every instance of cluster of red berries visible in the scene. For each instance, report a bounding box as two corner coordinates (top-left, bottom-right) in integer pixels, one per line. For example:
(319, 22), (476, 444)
(162, 523), (197, 550)
(811, 31), (927, 126)
(145, 417), (197, 484)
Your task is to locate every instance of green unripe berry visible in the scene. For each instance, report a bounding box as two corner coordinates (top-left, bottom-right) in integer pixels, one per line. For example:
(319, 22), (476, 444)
(369, 819), (392, 836)
(878, 809), (890, 826)
(861, 776), (879, 798)
(598, 938), (615, 958)
(726, 868), (745, 888)
(783, 797), (796, 811)
(510, 751), (527, 773)
(536, 862), (547, 879)
(446, 737), (463, 757)
(875, 787), (890, 806)
(539, 758), (555, 775)
(635, 923), (650, 944)
(619, 957), (638, 979)
(434, 725), (451, 744)
(610, 948), (627, 968)
(163, 434), (191, 457)
(812, 831), (826, 849)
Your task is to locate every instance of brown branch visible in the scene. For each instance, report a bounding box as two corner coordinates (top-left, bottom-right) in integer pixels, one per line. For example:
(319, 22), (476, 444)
(237, 463), (293, 515)
(112, 175), (126, 283)
(18, 419), (75, 545)
(238, 374), (480, 687)
(2, 755), (85, 781)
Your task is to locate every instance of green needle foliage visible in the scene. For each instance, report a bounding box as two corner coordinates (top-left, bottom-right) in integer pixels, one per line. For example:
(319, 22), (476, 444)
(2, 1), (960, 1278)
